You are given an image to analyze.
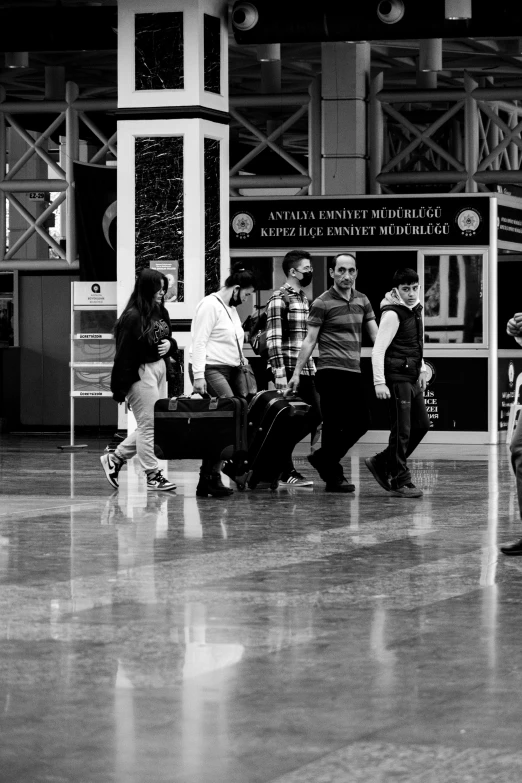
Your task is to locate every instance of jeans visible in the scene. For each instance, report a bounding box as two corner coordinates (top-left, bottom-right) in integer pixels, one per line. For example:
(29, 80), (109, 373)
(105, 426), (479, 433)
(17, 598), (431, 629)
(115, 359), (167, 474)
(511, 410), (522, 521)
(205, 364), (245, 398)
(376, 379), (430, 489)
(314, 369), (369, 480)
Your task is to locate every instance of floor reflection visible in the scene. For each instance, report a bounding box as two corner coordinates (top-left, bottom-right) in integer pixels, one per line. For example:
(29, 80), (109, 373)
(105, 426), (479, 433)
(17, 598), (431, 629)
(1, 438), (522, 782)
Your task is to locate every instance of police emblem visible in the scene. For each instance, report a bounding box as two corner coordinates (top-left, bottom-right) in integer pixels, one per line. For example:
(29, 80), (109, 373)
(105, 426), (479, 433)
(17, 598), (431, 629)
(456, 207), (481, 236)
(231, 212), (254, 237)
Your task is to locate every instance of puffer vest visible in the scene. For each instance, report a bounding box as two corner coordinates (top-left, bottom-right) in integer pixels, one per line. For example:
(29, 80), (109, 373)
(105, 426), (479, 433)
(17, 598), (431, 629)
(382, 303), (423, 381)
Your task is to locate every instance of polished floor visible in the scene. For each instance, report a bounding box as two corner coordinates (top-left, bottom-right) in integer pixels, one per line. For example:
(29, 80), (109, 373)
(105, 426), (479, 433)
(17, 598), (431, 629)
(1, 434), (522, 783)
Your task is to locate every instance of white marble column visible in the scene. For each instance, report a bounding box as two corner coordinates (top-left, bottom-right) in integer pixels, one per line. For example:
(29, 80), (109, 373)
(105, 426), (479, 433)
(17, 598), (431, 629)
(116, 0), (229, 400)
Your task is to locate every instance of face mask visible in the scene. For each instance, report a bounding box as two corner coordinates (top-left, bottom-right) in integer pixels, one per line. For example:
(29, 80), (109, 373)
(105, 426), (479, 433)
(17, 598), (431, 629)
(296, 271), (313, 287)
(230, 289), (242, 307)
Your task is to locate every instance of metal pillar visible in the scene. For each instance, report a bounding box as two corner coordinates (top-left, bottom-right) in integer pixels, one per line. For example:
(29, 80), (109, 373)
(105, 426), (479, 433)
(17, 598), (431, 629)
(65, 81), (79, 266)
(488, 198), (498, 445)
(308, 76), (322, 195)
(0, 87), (5, 263)
(321, 42), (370, 195)
(509, 109), (519, 170)
(369, 72), (383, 194)
(465, 73), (478, 192)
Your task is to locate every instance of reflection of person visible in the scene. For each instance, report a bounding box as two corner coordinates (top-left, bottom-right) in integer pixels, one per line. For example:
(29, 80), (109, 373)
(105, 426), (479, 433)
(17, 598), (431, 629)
(500, 312), (522, 555)
(266, 249), (321, 487)
(100, 269), (178, 492)
(365, 268), (429, 499)
(288, 254), (378, 492)
(189, 262), (257, 497)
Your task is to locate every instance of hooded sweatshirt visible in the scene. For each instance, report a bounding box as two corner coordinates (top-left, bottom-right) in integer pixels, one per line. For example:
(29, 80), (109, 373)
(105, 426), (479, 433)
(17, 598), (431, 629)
(372, 288), (427, 386)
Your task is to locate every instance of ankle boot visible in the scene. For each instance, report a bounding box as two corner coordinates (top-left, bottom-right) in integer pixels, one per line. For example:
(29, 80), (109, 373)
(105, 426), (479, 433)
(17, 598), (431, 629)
(211, 472), (233, 495)
(196, 471), (233, 498)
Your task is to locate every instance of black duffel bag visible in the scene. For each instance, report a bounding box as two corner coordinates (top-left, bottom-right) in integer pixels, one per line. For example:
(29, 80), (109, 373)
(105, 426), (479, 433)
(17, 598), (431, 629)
(154, 395), (248, 464)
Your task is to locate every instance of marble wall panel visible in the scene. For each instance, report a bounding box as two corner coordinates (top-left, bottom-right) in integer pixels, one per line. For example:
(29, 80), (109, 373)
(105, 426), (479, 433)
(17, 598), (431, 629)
(204, 138), (220, 295)
(135, 137), (184, 301)
(203, 14), (221, 95)
(135, 12), (184, 91)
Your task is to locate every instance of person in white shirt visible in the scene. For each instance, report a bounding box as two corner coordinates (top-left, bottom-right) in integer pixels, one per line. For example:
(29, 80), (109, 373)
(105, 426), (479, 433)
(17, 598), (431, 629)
(500, 312), (522, 555)
(189, 262), (256, 496)
(365, 267), (429, 499)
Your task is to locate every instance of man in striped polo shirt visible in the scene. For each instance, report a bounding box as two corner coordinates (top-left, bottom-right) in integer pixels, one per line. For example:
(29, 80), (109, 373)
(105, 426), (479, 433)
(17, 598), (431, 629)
(288, 253), (378, 492)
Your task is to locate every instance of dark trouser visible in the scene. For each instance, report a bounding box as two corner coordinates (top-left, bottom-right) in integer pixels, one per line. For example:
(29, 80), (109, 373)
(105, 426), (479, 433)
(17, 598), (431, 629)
(272, 372), (322, 475)
(377, 379), (430, 489)
(188, 363), (245, 471)
(314, 369), (369, 481)
(510, 410), (522, 521)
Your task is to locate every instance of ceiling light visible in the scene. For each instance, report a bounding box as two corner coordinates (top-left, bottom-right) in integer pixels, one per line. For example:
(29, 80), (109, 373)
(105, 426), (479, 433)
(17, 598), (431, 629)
(419, 39), (442, 71)
(257, 44), (280, 62)
(445, 0), (472, 20)
(5, 52), (29, 69)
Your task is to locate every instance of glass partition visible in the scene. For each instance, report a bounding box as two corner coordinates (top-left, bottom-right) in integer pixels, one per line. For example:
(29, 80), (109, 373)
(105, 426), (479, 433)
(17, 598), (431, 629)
(0, 272), (15, 347)
(422, 253), (485, 345)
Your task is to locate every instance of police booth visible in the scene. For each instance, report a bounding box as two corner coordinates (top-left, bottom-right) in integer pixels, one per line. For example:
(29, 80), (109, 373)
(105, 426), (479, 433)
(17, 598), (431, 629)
(228, 192), (522, 445)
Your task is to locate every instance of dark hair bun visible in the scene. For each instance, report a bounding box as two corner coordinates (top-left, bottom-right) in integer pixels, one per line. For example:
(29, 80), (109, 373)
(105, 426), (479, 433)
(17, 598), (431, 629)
(223, 262), (257, 290)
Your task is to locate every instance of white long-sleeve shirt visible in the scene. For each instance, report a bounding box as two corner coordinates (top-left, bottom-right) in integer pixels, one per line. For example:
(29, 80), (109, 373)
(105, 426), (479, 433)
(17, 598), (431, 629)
(190, 293), (244, 380)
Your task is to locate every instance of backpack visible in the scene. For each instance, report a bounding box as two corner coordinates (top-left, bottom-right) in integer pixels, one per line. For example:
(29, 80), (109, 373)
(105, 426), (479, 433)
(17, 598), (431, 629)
(245, 290), (290, 358)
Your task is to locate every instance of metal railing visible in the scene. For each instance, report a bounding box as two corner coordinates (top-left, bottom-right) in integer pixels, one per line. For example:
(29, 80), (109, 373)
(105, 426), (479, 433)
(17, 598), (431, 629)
(0, 81), (116, 270)
(370, 74), (522, 194)
(229, 80), (319, 195)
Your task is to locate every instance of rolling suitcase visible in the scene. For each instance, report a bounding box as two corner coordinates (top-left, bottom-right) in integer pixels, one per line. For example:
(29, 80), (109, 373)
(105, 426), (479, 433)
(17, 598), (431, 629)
(154, 396), (249, 474)
(246, 390), (311, 490)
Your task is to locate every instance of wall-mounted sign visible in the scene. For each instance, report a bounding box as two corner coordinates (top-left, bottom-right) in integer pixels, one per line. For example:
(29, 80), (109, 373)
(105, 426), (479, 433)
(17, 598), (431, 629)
(28, 192), (46, 201)
(497, 203), (522, 248)
(73, 281), (117, 307)
(150, 260), (178, 302)
(230, 197), (491, 250)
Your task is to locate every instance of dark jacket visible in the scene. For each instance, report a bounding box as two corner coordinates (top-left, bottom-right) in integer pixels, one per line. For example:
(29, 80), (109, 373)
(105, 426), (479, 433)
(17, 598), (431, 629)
(111, 305), (177, 402)
(382, 302), (424, 382)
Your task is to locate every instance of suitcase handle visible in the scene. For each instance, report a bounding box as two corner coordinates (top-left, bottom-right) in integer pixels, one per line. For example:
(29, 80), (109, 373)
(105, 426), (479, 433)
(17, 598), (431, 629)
(168, 395), (218, 411)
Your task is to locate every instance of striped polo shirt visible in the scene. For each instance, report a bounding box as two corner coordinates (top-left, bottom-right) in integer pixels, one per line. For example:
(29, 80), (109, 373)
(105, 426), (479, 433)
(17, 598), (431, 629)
(308, 286), (376, 373)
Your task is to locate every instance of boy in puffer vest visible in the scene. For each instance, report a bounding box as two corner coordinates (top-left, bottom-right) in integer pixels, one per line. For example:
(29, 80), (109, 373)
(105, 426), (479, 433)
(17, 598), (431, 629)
(365, 268), (430, 498)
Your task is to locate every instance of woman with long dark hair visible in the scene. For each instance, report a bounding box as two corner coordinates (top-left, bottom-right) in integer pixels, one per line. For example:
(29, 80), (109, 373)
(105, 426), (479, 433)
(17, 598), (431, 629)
(190, 262), (257, 497)
(100, 268), (178, 492)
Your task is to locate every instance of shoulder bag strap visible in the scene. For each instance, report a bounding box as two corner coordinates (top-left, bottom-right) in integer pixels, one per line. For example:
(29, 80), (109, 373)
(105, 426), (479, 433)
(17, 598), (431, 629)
(213, 294), (245, 365)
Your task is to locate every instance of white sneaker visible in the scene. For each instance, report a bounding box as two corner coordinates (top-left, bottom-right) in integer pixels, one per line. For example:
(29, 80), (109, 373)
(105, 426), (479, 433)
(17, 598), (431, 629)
(146, 470), (177, 492)
(279, 469), (313, 487)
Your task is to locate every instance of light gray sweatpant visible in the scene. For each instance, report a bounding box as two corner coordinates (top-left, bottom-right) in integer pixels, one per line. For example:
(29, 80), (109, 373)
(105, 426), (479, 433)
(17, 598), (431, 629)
(115, 359), (167, 474)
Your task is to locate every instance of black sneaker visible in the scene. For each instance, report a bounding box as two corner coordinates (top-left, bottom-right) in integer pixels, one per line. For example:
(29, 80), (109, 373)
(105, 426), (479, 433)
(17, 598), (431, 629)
(325, 477), (355, 493)
(146, 470), (177, 491)
(279, 470), (313, 487)
(100, 453), (124, 489)
(390, 482), (423, 498)
(500, 539), (522, 556)
(364, 456), (391, 491)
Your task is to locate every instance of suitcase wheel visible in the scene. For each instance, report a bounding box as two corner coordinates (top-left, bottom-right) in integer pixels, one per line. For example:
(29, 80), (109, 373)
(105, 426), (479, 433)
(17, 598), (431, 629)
(236, 481), (246, 491)
(270, 480), (279, 491)
(248, 478), (258, 490)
